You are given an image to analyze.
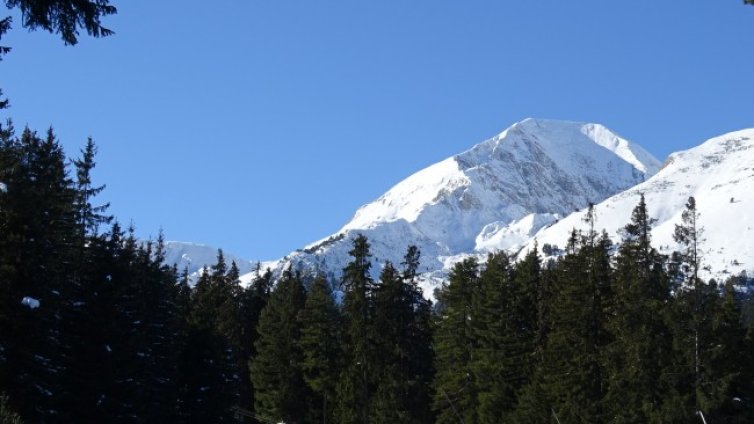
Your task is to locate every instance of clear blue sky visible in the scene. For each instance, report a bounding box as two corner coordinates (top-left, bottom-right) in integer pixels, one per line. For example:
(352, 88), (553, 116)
(1, 1), (752, 261)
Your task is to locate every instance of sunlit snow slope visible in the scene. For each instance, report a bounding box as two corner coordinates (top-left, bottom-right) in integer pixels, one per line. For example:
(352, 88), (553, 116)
(522, 128), (754, 282)
(243, 118), (660, 291)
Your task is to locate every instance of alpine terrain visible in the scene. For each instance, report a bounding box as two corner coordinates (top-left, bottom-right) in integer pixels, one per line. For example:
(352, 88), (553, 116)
(521, 127), (754, 283)
(234, 118), (661, 293)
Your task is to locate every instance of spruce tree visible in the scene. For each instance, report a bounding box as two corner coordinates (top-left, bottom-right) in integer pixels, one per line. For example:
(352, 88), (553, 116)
(515, 219), (609, 423)
(508, 246), (549, 422)
(102, 233), (183, 422)
(72, 138), (111, 238)
(55, 137), (115, 422)
(471, 247), (541, 423)
(700, 280), (752, 422)
(432, 257), (479, 424)
(605, 195), (673, 422)
(299, 275), (341, 424)
(0, 127), (77, 421)
(469, 251), (516, 423)
(239, 265), (272, 411)
(336, 234), (376, 424)
(370, 256), (433, 424)
(250, 268), (308, 424)
(179, 251), (240, 423)
(400, 246), (435, 424)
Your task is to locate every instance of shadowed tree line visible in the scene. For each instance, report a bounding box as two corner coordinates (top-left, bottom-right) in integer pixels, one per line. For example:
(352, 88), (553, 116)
(1, 129), (753, 423)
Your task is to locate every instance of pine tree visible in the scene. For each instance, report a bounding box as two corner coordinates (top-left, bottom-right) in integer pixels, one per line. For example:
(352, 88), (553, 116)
(511, 245), (542, 376)
(528, 227), (611, 423)
(299, 275), (341, 424)
(433, 257), (479, 424)
(700, 280), (752, 422)
(250, 268), (308, 424)
(178, 251), (240, 423)
(72, 138), (111, 239)
(605, 195), (673, 423)
(55, 137), (116, 422)
(3, 0), (117, 45)
(0, 127), (77, 421)
(469, 251), (516, 423)
(469, 248), (542, 423)
(507, 246), (550, 422)
(370, 256), (433, 424)
(100, 232), (184, 422)
(239, 265), (272, 411)
(673, 197), (702, 286)
(400, 246), (435, 424)
(336, 234), (376, 424)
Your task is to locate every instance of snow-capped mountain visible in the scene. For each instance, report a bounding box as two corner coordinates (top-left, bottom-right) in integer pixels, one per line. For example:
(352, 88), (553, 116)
(163, 241), (256, 278)
(240, 118), (661, 292)
(520, 128), (754, 283)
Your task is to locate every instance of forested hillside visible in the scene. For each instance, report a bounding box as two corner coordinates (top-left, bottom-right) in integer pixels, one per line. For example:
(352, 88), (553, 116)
(1, 129), (753, 423)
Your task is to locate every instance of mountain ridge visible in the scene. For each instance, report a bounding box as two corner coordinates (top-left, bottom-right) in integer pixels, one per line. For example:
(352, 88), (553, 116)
(225, 118), (660, 291)
(521, 127), (754, 283)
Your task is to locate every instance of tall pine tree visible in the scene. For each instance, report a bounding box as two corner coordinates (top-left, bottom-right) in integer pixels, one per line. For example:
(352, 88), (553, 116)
(336, 234), (376, 424)
(250, 268), (308, 424)
(298, 275), (341, 424)
(605, 195), (673, 423)
(433, 257), (479, 424)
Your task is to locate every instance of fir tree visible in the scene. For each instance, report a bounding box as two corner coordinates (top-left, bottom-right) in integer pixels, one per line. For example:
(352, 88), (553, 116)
(605, 195), (673, 423)
(239, 265), (272, 411)
(103, 233), (183, 422)
(0, 127), (77, 421)
(673, 196), (702, 285)
(336, 234), (376, 424)
(543, 229), (612, 423)
(299, 275), (341, 424)
(469, 251), (516, 423)
(433, 257), (479, 424)
(701, 280), (752, 422)
(370, 256), (433, 424)
(250, 268), (308, 424)
(400, 246), (435, 424)
(72, 138), (111, 238)
(3, 0), (117, 45)
(179, 251), (241, 423)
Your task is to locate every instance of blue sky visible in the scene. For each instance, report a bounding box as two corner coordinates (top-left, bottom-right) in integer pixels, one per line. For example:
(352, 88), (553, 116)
(1, 1), (752, 261)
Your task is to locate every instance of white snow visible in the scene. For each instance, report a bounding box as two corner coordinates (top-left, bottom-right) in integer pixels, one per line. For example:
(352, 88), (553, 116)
(475, 213), (559, 253)
(0, 181), (7, 193)
(242, 118), (660, 293)
(580, 123), (658, 174)
(344, 158), (470, 230)
(21, 296), (40, 309)
(161, 119), (754, 300)
(162, 241), (256, 282)
(522, 128), (754, 283)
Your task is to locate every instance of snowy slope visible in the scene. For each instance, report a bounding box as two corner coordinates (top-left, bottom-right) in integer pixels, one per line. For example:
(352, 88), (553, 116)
(246, 118), (660, 292)
(521, 128), (754, 282)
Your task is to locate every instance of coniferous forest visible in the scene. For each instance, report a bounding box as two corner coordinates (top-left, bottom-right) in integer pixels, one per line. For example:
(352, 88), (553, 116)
(2, 3), (754, 423)
(1, 127), (754, 424)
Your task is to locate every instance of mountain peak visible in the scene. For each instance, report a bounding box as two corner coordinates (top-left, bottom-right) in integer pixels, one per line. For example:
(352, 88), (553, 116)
(247, 119), (660, 293)
(487, 118), (660, 174)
